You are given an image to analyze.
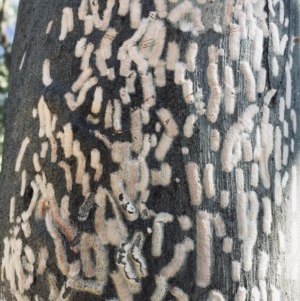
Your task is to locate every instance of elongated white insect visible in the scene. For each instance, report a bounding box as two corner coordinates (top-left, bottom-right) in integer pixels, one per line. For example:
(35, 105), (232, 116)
(289, 109), (297, 133)
(125, 72), (136, 94)
(210, 129), (220, 152)
(130, 108), (143, 154)
(166, 42), (180, 71)
(75, 77), (98, 110)
(279, 34), (288, 55)
(181, 146), (189, 155)
(84, 15), (94, 35)
(152, 212), (173, 257)
(111, 270), (133, 301)
(259, 280), (268, 301)
(36, 247), (49, 276)
(81, 42), (94, 71)
(251, 287), (260, 301)
(33, 153), (41, 172)
(45, 213), (70, 276)
(229, 24), (240, 61)
(148, 23), (166, 67)
(240, 61), (256, 102)
(113, 99), (122, 133)
(263, 89), (277, 106)
(203, 164), (215, 199)
(63, 123), (73, 159)
(141, 73), (156, 107)
(252, 27), (264, 71)
(223, 0), (234, 26)
(224, 65), (236, 114)
(128, 45), (148, 75)
(222, 237), (233, 254)
(285, 62), (292, 109)
(291, 138), (295, 153)
(242, 191), (259, 272)
(183, 114), (197, 138)
(174, 62), (186, 86)
(234, 287), (247, 301)
(185, 162), (202, 206)
(177, 215), (192, 231)
(21, 220), (31, 238)
(155, 133), (174, 162)
(89, 86), (103, 115)
(46, 20), (53, 34)
(99, 0), (115, 31)
(185, 42), (198, 72)
(259, 122), (274, 189)
(196, 211), (212, 288)
(238, 11), (247, 39)
(130, 0), (141, 29)
(236, 192), (248, 240)
(65, 8), (74, 32)
(71, 67), (93, 93)
(272, 57), (279, 77)
(151, 163), (172, 186)
(104, 99), (113, 129)
(42, 59), (53, 86)
(80, 233), (108, 282)
(270, 22), (280, 55)
(274, 126), (282, 171)
(274, 172), (282, 206)
(20, 169), (27, 197)
(241, 133), (253, 162)
(160, 237), (194, 279)
(155, 60), (166, 88)
(278, 229), (285, 252)
(75, 38), (87, 58)
(15, 137), (30, 172)
(78, 0), (88, 20)
(257, 68), (266, 93)
(154, 0), (168, 18)
(213, 213), (226, 238)
(257, 251), (269, 280)
(169, 286), (189, 301)
(190, 8), (205, 33)
(150, 275), (168, 301)
(182, 79), (194, 104)
(231, 261), (241, 282)
(59, 8), (74, 41)
(168, 1), (193, 24)
(118, 0), (130, 16)
(282, 143), (289, 166)
(94, 48), (108, 76)
(156, 108), (179, 137)
(90, 149), (102, 182)
(249, 162), (258, 188)
(101, 28), (118, 60)
(220, 190), (229, 209)
(60, 195), (70, 220)
(9, 197), (16, 224)
(271, 286), (280, 301)
(19, 51), (26, 70)
(72, 140), (86, 185)
(208, 290), (226, 301)
(80, 172), (90, 198)
(40, 141), (48, 159)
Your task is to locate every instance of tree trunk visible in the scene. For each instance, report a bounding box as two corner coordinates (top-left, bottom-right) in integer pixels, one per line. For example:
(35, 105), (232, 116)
(0, 0), (299, 300)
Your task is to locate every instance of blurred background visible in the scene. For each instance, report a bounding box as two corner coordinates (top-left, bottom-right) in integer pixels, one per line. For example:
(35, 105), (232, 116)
(0, 0), (19, 170)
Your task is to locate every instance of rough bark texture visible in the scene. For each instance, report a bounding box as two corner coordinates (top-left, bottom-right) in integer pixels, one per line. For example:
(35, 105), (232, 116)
(0, 0), (299, 300)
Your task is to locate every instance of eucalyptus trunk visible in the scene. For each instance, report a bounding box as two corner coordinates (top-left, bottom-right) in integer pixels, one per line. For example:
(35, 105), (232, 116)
(0, 1), (299, 300)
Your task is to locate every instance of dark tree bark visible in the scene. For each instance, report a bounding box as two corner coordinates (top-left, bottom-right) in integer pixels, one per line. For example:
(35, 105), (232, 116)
(0, 1), (299, 300)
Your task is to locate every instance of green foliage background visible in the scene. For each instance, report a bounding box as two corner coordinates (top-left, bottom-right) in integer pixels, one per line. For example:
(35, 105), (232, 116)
(0, 0), (19, 170)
